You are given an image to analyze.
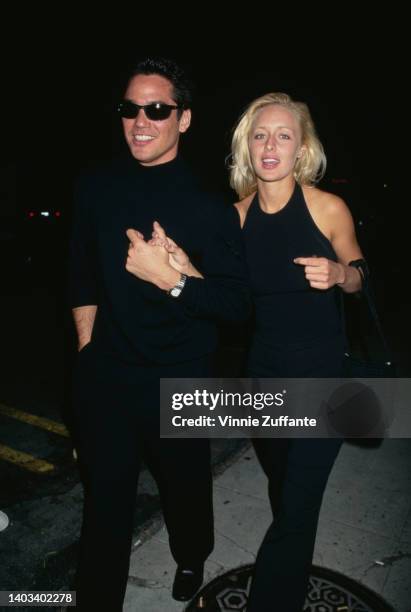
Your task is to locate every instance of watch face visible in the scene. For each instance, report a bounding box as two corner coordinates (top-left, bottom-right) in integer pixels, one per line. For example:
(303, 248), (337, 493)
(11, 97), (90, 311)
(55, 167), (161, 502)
(170, 287), (181, 297)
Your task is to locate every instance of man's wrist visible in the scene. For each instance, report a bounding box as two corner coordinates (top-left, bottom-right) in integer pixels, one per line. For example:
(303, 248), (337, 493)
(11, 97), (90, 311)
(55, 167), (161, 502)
(155, 266), (182, 291)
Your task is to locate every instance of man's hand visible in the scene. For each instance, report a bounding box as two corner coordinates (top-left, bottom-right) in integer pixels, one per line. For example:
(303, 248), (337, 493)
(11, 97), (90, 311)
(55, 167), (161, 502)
(293, 256), (346, 290)
(125, 228), (181, 290)
(149, 221), (203, 278)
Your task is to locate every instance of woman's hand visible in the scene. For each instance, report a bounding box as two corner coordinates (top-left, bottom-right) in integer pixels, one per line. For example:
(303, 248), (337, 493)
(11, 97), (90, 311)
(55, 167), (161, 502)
(149, 221), (203, 278)
(293, 256), (346, 290)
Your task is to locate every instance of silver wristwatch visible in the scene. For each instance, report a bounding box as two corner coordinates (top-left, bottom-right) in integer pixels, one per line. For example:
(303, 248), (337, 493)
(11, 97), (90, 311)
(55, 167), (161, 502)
(168, 273), (187, 298)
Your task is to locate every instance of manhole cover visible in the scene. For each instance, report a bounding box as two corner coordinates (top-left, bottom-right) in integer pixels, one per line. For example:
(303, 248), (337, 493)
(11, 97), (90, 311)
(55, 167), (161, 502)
(185, 564), (393, 611)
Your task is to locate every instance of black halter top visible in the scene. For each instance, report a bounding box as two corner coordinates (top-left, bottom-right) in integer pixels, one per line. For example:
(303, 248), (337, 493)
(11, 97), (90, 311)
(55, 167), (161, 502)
(243, 183), (342, 345)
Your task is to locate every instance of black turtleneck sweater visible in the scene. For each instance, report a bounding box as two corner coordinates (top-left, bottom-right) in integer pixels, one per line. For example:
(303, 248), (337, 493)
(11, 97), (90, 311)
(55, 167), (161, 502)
(69, 156), (251, 365)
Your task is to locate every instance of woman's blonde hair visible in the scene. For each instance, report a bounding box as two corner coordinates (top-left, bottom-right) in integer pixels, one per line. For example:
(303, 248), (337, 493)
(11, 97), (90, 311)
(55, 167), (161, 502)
(229, 92), (326, 199)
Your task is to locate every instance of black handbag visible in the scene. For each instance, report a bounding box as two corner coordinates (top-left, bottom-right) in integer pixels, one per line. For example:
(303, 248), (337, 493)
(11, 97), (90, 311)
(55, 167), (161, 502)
(341, 263), (395, 378)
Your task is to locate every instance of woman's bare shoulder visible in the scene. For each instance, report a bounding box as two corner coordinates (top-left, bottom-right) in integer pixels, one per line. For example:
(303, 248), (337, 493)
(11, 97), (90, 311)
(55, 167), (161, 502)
(302, 185), (348, 215)
(302, 185), (355, 241)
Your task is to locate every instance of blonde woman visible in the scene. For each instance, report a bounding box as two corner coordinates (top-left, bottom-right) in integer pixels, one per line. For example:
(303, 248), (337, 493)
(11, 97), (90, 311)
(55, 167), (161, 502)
(230, 93), (363, 611)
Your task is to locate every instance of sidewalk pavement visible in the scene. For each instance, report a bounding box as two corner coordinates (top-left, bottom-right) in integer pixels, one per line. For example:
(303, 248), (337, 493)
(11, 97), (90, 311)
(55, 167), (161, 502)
(123, 439), (411, 612)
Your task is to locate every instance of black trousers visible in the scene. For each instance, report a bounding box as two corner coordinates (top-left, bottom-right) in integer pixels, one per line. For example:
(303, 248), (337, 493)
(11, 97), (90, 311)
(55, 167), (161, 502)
(71, 343), (214, 611)
(246, 335), (344, 612)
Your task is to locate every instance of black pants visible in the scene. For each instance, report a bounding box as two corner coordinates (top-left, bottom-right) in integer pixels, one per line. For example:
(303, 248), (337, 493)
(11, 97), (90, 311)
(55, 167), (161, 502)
(246, 335), (344, 612)
(71, 343), (214, 611)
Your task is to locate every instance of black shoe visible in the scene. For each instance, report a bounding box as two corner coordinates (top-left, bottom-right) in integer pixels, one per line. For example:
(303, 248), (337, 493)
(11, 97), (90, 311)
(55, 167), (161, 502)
(172, 564), (204, 601)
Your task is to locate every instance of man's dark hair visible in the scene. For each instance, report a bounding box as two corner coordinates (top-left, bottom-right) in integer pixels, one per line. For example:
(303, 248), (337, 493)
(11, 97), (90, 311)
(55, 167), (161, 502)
(128, 58), (192, 116)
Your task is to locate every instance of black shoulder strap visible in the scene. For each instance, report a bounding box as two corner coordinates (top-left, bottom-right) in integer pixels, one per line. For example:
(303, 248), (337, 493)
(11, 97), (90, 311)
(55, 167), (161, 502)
(361, 282), (393, 364)
(341, 260), (393, 365)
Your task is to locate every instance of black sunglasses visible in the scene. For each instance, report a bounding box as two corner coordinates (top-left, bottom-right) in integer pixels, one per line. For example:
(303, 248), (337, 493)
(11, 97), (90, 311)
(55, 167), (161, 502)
(117, 100), (181, 121)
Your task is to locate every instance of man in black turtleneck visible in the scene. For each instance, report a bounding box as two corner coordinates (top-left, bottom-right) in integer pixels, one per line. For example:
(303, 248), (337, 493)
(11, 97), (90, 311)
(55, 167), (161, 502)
(68, 58), (251, 611)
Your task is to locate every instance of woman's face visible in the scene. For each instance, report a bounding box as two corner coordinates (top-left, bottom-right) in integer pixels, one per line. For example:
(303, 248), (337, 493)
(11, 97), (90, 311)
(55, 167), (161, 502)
(248, 104), (304, 184)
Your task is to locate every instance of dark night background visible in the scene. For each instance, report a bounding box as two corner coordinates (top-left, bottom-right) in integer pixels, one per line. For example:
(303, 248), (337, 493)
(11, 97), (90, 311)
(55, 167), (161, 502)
(5, 29), (401, 319)
(7, 23), (399, 271)
(15, 39), (396, 210)
(0, 21), (408, 602)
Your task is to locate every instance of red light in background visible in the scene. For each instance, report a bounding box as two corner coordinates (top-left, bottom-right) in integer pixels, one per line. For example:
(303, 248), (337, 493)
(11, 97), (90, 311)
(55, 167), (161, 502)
(55, 211), (61, 218)
(28, 211), (36, 218)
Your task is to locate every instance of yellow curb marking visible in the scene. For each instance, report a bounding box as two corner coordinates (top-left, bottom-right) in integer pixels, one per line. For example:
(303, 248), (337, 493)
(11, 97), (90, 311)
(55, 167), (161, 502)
(0, 444), (55, 473)
(0, 403), (69, 437)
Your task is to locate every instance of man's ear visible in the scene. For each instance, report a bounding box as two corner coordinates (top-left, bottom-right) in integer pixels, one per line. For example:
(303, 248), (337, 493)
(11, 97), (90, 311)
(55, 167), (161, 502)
(178, 109), (191, 133)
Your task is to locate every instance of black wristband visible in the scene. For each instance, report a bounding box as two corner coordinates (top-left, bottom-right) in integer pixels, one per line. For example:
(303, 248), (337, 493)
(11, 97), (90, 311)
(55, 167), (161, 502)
(348, 258), (369, 288)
